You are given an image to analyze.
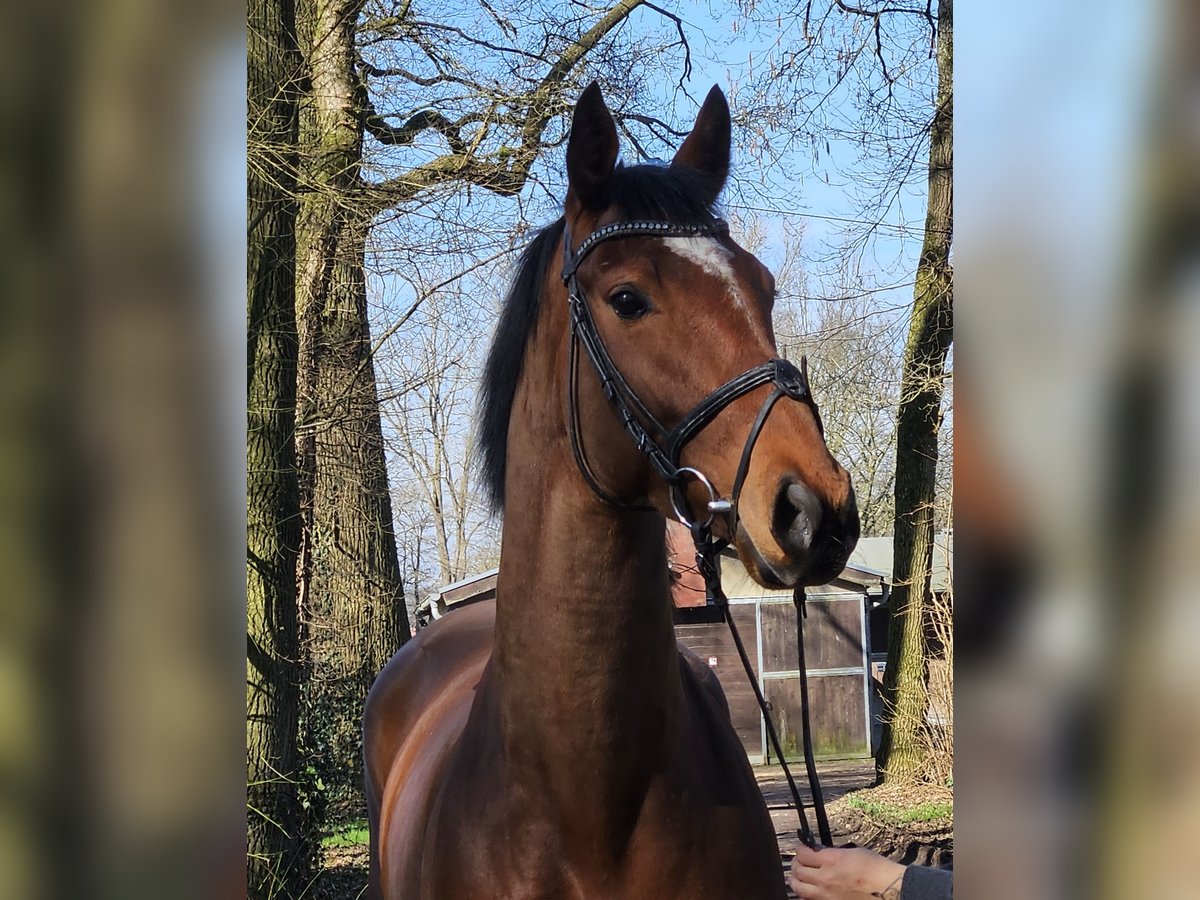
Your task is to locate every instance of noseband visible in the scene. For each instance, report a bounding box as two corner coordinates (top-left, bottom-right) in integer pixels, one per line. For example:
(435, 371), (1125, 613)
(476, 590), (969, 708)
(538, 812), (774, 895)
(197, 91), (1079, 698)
(561, 216), (822, 530)
(561, 215), (835, 849)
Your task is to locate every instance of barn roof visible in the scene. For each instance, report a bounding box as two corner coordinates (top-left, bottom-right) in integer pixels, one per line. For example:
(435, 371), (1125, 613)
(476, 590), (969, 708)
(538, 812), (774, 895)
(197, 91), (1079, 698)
(848, 532), (953, 594)
(439, 567), (499, 605)
(425, 530), (950, 618)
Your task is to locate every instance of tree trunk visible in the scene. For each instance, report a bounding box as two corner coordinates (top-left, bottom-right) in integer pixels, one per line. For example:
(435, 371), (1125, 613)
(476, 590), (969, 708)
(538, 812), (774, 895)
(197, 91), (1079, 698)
(877, 0), (953, 783)
(296, 0), (410, 810)
(301, 216), (410, 680)
(247, 0), (310, 892)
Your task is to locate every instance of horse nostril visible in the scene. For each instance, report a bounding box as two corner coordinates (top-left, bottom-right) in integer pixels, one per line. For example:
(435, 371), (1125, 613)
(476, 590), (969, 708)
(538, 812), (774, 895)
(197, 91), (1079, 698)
(772, 481), (823, 556)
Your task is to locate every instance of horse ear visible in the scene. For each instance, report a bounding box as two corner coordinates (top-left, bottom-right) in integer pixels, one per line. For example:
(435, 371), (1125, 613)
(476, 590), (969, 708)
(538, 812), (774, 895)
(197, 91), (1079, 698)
(671, 85), (731, 203)
(566, 82), (619, 211)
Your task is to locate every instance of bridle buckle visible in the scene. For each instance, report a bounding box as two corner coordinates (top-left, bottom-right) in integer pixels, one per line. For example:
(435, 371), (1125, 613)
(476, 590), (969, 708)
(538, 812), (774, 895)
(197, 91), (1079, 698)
(772, 357), (810, 401)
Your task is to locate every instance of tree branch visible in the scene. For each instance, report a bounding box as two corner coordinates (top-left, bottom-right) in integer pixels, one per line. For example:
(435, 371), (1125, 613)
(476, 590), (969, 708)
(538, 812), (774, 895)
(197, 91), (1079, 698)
(363, 105), (470, 155)
(620, 112), (689, 138)
(406, 19), (550, 64)
(358, 58), (479, 91)
(833, 0), (938, 78)
(366, 0), (649, 212)
(874, 15), (893, 89)
(642, 2), (692, 88)
(834, 0), (928, 16)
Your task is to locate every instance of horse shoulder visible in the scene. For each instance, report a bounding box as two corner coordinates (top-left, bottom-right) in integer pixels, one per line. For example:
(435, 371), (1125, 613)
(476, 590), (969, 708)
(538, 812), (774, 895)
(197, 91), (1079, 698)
(364, 600), (496, 898)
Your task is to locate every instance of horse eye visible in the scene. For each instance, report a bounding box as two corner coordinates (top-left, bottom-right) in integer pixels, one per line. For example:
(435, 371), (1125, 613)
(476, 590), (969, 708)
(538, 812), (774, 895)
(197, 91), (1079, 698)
(607, 289), (650, 320)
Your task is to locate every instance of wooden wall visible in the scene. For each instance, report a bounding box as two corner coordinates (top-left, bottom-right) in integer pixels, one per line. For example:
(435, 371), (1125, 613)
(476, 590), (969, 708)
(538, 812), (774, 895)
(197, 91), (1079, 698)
(675, 582), (872, 762)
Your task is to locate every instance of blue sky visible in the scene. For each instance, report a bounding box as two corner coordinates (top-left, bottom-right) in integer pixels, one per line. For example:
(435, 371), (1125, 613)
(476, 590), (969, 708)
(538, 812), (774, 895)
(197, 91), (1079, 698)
(361, 2), (935, 347)
(353, 1), (942, 592)
(665, 1), (929, 309)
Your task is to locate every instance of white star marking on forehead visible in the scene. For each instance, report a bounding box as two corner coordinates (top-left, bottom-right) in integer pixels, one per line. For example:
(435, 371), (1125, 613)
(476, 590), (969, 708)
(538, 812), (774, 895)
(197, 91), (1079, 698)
(661, 236), (751, 314)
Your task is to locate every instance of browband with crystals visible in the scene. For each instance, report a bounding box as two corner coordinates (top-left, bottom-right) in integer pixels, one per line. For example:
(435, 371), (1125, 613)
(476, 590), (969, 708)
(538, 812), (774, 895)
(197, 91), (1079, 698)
(561, 217), (730, 282)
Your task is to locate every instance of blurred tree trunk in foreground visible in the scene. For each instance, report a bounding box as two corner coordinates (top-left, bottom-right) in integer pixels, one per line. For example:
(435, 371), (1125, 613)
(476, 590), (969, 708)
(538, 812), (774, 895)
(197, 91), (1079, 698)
(877, 0), (953, 783)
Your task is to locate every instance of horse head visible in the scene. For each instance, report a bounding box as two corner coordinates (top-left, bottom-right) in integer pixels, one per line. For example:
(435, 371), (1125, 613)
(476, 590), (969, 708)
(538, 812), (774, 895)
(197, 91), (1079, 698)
(561, 83), (859, 588)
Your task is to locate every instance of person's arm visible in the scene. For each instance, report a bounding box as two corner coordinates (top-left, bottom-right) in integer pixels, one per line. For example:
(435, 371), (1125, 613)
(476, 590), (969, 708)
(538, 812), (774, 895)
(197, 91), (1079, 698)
(898, 864), (952, 900)
(787, 845), (951, 900)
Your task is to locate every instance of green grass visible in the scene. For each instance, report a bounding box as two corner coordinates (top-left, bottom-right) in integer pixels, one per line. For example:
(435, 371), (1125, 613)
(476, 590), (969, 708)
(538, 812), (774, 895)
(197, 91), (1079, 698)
(845, 796), (953, 825)
(322, 819), (370, 848)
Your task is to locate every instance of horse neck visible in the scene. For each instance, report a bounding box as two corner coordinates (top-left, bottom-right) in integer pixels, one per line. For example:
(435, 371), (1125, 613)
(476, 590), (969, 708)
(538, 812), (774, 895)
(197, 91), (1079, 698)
(492, 491), (681, 762)
(490, 277), (683, 849)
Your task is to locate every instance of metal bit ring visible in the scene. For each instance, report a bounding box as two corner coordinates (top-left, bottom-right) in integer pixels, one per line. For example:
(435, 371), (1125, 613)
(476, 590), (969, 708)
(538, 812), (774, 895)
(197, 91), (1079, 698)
(670, 467), (721, 528)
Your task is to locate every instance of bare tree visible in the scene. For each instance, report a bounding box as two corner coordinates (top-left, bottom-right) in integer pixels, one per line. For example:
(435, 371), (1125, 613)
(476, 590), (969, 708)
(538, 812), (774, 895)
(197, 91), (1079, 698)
(381, 284), (502, 595)
(293, 0), (410, 820)
(872, 0), (953, 783)
(292, 0), (696, 822)
(733, 0), (953, 782)
(744, 216), (904, 536)
(355, 0), (694, 209)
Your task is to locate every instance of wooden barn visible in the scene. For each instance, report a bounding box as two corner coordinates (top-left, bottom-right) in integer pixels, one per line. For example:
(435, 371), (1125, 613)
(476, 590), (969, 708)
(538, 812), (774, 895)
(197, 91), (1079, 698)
(416, 568), (499, 625)
(666, 522), (886, 763)
(416, 522), (893, 765)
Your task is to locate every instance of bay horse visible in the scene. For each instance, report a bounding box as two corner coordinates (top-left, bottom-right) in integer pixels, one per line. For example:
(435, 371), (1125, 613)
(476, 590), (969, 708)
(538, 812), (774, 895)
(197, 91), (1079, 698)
(364, 83), (859, 899)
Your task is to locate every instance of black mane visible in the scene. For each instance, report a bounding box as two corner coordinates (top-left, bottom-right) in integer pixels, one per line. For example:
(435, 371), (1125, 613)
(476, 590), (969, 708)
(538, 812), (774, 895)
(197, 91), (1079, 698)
(477, 163), (722, 510)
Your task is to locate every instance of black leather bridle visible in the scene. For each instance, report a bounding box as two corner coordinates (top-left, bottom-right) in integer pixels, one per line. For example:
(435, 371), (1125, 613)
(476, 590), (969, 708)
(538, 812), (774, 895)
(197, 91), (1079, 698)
(561, 215), (835, 849)
(562, 216), (822, 531)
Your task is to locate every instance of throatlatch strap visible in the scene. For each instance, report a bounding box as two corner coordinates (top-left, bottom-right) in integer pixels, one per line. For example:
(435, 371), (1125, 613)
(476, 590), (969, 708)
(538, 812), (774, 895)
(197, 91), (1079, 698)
(567, 327), (655, 512)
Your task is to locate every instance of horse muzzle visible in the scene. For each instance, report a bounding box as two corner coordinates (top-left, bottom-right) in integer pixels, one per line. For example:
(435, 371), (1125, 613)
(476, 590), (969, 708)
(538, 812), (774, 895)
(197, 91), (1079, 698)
(738, 476), (859, 589)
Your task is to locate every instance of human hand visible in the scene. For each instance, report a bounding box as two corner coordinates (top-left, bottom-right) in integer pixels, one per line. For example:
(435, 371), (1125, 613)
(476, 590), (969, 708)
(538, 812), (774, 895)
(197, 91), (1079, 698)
(786, 844), (907, 900)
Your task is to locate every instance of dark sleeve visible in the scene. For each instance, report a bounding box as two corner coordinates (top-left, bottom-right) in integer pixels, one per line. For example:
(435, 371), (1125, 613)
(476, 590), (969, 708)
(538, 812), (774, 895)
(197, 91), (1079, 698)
(900, 865), (952, 900)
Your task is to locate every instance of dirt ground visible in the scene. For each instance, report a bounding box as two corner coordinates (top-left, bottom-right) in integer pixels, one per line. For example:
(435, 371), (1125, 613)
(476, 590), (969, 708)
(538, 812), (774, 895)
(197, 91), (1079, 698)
(315, 760), (951, 899)
(316, 843), (370, 900)
(756, 759), (876, 858)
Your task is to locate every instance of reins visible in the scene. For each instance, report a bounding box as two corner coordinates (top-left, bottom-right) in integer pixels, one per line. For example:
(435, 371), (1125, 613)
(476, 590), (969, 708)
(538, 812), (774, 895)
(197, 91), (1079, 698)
(561, 216), (834, 849)
(693, 525), (834, 850)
